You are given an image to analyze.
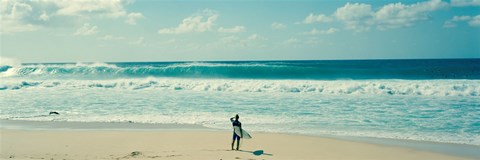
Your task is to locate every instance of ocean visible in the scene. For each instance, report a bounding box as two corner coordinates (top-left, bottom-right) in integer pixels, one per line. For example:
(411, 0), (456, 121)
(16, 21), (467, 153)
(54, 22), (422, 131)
(1, 59), (479, 145)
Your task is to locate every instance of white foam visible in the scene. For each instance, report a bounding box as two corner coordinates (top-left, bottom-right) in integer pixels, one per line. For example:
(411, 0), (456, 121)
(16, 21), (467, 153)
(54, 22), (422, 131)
(75, 62), (119, 68)
(1, 78), (478, 96)
(2, 77), (478, 145)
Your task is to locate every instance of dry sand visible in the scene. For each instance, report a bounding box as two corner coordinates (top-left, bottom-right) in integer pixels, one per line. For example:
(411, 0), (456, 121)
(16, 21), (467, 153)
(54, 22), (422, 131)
(0, 129), (475, 160)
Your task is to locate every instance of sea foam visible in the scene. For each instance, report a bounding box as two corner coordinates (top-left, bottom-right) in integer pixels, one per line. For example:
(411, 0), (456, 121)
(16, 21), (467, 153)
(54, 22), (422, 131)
(1, 78), (478, 96)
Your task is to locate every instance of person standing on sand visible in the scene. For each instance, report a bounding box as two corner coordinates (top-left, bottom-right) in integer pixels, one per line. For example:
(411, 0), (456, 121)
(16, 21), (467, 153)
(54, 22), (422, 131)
(230, 114), (242, 150)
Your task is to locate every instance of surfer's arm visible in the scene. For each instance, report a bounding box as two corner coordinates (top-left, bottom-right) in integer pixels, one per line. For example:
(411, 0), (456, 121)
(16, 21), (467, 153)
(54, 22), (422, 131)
(230, 117), (234, 123)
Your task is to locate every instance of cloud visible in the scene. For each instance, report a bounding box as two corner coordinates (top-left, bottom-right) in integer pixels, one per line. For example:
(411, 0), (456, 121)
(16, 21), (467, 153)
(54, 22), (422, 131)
(247, 34), (267, 40)
(454, 15), (474, 21)
(374, 0), (448, 30)
(284, 38), (301, 45)
(53, 0), (144, 25)
(303, 13), (333, 24)
(303, 28), (339, 35)
(0, 1), (40, 34)
(125, 12), (144, 25)
(218, 26), (245, 33)
(38, 11), (49, 21)
(0, 0), (143, 34)
(220, 35), (241, 43)
(209, 34), (267, 49)
(332, 3), (374, 31)
(444, 15), (480, 27)
(158, 9), (219, 34)
(302, 0), (449, 32)
(450, 0), (480, 7)
(271, 22), (286, 29)
(470, 15), (480, 26)
(53, 0), (127, 18)
(335, 3), (373, 20)
(74, 23), (98, 36)
(97, 35), (125, 40)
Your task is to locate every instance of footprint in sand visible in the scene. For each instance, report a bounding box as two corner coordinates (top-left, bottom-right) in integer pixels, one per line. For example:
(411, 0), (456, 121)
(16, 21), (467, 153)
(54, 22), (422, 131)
(166, 154), (181, 158)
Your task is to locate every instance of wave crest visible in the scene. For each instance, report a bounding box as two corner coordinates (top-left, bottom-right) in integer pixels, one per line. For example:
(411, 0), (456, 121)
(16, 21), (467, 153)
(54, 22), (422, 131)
(1, 78), (478, 96)
(2, 61), (478, 79)
(0, 62), (294, 79)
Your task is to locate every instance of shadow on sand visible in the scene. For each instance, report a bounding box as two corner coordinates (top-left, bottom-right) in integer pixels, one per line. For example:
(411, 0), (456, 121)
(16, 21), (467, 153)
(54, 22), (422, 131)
(238, 150), (273, 156)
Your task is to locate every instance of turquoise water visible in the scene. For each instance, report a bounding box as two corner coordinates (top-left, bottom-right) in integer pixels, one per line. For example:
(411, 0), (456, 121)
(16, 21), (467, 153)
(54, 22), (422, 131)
(1, 59), (479, 80)
(1, 59), (479, 145)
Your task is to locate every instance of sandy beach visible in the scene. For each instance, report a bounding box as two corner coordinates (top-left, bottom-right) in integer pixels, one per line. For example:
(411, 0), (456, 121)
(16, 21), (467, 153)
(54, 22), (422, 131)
(1, 128), (476, 160)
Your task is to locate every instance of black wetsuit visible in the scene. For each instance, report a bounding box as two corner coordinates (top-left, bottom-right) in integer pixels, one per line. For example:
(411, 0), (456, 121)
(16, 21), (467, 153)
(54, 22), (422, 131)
(231, 118), (242, 140)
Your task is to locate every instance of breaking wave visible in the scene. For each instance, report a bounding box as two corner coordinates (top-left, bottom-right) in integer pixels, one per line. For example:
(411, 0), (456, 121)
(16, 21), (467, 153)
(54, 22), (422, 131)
(1, 78), (478, 96)
(1, 60), (479, 79)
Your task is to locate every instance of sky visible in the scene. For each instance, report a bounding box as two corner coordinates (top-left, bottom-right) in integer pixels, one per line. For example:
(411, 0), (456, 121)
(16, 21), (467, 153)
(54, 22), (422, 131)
(0, 0), (479, 63)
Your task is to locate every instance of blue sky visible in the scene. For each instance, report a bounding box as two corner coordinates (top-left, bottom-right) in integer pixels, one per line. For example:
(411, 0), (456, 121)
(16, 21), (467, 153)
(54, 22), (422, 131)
(0, 0), (479, 63)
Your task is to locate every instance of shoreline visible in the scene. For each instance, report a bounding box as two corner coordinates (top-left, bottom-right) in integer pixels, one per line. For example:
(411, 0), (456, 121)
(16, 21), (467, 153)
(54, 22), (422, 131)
(0, 119), (210, 131)
(1, 119), (479, 159)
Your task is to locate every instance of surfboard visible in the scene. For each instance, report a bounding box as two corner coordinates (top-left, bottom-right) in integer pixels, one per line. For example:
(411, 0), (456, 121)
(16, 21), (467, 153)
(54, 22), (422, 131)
(233, 126), (252, 139)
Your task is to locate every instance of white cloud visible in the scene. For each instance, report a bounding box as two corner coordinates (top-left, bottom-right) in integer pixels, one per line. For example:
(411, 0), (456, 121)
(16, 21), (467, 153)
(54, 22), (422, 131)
(271, 22), (286, 29)
(221, 35), (241, 43)
(444, 15), (480, 27)
(125, 12), (144, 25)
(247, 34), (267, 40)
(54, 0), (127, 18)
(334, 3), (374, 31)
(209, 34), (267, 48)
(97, 35), (125, 40)
(53, 0), (145, 25)
(453, 15), (473, 21)
(74, 23), (98, 36)
(302, 0), (449, 32)
(39, 11), (49, 21)
(8, 1), (33, 18)
(0, 0), (143, 34)
(158, 9), (219, 34)
(469, 15), (480, 26)
(450, 0), (480, 6)
(218, 26), (245, 33)
(335, 3), (373, 21)
(0, 1), (40, 34)
(303, 13), (332, 24)
(284, 38), (301, 45)
(374, 0), (448, 29)
(303, 28), (339, 35)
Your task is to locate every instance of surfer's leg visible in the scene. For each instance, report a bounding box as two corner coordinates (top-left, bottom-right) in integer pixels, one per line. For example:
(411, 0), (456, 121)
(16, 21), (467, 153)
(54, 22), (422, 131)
(236, 140), (240, 150)
(232, 133), (237, 150)
(235, 136), (240, 150)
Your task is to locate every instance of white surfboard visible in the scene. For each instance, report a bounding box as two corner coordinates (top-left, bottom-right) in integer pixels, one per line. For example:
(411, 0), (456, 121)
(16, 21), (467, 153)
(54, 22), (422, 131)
(233, 126), (252, 139)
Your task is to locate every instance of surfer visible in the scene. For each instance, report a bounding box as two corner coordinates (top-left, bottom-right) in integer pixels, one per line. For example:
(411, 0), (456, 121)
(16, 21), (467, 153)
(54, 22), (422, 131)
(230, 114), (242, 150)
